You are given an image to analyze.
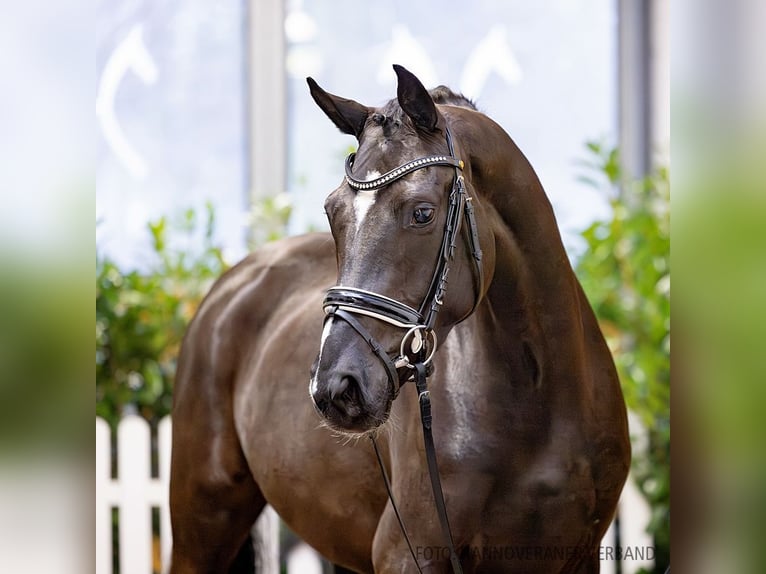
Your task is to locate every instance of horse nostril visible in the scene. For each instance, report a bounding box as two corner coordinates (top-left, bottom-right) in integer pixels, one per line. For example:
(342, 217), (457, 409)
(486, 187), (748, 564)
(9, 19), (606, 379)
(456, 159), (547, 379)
(329, 375), (360, 407)
(328, 376), (349, 400)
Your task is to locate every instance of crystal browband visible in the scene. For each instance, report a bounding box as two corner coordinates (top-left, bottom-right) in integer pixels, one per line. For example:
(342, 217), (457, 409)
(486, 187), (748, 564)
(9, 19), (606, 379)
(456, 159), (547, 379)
(344, 153), (463, 191)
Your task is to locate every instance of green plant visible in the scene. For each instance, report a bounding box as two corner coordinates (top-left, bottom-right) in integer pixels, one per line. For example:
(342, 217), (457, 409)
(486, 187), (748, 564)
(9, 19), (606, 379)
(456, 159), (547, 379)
(575, 142), (670, 573)
(96, 203), (227, 426)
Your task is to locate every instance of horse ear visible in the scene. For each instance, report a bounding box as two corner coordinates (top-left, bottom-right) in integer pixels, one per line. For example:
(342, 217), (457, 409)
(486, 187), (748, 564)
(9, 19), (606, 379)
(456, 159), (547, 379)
(393, 64), (438, 131)
(307, 77), (370, 138)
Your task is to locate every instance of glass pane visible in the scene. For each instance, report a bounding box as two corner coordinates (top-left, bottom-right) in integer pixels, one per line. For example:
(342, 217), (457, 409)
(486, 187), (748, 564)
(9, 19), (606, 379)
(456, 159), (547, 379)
(97, 1), (248, 268)
(285, 0), (616, 253)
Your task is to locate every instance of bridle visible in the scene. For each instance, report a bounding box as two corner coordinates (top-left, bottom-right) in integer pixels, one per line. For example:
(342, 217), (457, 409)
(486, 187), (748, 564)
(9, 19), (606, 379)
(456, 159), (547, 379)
(323, 127), (484, 395)
(322, 127), (483, 573)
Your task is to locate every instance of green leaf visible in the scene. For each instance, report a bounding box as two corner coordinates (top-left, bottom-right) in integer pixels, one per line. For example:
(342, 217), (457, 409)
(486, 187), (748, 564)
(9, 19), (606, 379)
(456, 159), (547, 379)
(148, 217), (167, 254)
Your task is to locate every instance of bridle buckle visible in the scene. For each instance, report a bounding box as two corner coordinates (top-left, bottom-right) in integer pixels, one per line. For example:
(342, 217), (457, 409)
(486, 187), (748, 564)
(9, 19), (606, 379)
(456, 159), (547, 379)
(396, 325), (438, 370)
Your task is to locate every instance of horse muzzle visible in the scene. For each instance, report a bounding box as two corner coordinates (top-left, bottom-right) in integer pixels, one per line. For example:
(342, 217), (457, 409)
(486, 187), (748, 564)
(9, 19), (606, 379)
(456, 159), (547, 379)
(309, 337), (393, 433)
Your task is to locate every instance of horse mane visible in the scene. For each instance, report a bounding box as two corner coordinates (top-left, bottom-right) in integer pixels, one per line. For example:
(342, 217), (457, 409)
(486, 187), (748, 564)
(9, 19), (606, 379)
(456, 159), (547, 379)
(378, 85), (477, 123)
(428, 85), (477, 110)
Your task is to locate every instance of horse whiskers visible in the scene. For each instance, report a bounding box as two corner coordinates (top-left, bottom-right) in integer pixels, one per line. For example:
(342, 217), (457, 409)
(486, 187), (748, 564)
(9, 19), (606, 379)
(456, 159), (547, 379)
(310, 393), (399, 444)
(330, 428), (369, 447)
(319, 412), (396, 446)
(314, 419), (332, 432)
(383, 410), (403, 435)
(315, 418), (358, 443)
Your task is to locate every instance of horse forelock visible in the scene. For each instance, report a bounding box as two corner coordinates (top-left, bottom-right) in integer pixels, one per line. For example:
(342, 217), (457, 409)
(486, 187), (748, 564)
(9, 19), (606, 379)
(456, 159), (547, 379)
(377, 85), (478, 113)
(355, 106), (439, 173)
(359, 85), (475, 149)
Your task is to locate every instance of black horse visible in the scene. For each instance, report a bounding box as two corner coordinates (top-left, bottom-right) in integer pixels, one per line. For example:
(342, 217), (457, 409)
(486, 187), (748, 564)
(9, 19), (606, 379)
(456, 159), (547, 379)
(170, 65), (630, 573)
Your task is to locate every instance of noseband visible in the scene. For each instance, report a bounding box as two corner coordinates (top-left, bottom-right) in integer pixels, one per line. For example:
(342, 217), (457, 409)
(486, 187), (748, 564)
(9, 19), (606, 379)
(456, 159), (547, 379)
(322, 127), (482, 573)
(322, 127), (484, 396)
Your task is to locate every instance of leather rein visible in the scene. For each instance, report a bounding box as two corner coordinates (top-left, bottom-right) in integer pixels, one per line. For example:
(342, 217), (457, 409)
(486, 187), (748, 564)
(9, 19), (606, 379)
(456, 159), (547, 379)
(322, 127), (483, 573)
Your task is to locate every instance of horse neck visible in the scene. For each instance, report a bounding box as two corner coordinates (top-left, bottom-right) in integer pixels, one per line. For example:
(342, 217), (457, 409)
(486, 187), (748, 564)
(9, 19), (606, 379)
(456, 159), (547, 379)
(452, 109), (589, 394)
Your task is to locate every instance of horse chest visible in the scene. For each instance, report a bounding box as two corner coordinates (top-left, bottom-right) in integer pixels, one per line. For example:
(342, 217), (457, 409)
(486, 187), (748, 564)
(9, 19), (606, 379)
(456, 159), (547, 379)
(420, 349), (598, 549)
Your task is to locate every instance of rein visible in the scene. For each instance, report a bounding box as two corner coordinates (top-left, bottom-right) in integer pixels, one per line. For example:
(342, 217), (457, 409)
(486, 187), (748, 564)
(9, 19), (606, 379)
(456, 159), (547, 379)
(323, 127), (481, 573)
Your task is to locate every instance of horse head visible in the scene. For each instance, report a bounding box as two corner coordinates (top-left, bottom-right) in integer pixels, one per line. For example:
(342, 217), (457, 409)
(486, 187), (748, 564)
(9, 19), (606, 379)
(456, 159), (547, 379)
(308, 65), (495, 434)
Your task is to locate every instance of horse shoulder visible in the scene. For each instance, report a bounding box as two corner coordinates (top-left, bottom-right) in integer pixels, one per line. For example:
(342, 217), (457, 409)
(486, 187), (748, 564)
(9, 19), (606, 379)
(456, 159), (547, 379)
(574, 280), (631, 513)
(176, 233), (335, 392)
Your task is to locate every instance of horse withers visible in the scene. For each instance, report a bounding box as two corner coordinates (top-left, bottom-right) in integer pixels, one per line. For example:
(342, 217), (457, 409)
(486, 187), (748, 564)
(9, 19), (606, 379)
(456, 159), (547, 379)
(169, 65), (630, 573)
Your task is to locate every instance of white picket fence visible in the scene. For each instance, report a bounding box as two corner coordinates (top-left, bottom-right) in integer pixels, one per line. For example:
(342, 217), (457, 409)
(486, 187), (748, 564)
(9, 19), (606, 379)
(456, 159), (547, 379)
(96, 416), (172, 574)
(96, 415), (654, 574)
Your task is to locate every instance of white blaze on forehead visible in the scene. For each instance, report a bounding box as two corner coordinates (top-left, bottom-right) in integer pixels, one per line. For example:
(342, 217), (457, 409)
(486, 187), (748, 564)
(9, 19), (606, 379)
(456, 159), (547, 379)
(352, 170), (380, 232)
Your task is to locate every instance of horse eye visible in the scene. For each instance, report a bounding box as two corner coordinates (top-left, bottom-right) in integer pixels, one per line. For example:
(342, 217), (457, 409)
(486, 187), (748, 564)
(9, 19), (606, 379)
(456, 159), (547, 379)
(412, 207), (435, 225)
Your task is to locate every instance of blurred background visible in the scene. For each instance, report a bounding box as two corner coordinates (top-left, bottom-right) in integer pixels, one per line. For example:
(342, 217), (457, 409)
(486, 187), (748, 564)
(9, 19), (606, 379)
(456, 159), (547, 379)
(96, 0), (657, 267)
(93, 1), (671, 573)
(14, 0), (766, 571)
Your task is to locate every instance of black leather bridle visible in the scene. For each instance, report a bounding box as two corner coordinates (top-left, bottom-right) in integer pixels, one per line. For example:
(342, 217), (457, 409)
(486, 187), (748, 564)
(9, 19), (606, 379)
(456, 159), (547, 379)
(322, 127), (483, 573)
(323, 127), (484, 395)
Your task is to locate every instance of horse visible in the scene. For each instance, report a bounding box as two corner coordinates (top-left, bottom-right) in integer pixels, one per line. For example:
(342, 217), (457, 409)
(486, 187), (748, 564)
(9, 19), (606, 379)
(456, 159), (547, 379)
(169, 65), (631, 574)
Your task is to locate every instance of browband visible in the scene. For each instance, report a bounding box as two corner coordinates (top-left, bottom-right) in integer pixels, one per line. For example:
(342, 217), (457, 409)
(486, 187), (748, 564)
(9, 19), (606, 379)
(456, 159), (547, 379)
(345, 153), (463, 191)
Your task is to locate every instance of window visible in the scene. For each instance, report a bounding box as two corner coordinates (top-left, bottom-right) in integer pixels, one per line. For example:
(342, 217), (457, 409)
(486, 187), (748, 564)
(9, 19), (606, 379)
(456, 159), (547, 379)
(97, 1), (248, 267)
(98, 1), (619, 264)
(284, 0), (617, 253)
